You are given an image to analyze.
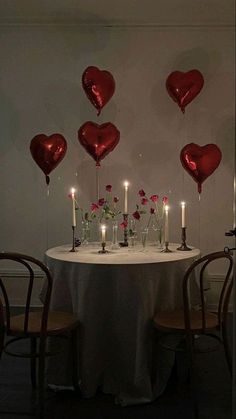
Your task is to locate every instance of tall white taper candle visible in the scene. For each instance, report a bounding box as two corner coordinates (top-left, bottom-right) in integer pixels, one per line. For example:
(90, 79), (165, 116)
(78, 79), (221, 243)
(124, 181), (129, 214)
(71, 188), (76, 227)
(165, 205), (169, 242)
(181, 202), (186, 228)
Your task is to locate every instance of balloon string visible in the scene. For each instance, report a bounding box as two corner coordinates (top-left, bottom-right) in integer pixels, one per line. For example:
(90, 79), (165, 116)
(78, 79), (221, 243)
(46, 184), (50, 250)
(198, 195), (201, 251)
(96, 165), (100, 200)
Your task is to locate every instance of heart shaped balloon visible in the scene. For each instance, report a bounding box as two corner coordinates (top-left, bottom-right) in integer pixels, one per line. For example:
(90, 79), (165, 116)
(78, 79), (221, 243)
(78, 121), (120, 166)
(180, 143), (222, 193)
(166, 70), (204, 113)
(82, 66), (115, 115)
(30, 133), (67, 184)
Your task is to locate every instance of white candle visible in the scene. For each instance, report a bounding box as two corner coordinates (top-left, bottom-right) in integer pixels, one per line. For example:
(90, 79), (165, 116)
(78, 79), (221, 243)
(71, 188), (76, 227)
(164, 205), (169, 243)
(101, 224), (106, 243)
(124, 181), (129, 214)
(181, 202), (186, 228)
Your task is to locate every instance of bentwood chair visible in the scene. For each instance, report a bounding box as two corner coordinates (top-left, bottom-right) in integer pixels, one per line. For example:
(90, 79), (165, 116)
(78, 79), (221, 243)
(153, 250), (233, 417)
(0, 252), (80, 418)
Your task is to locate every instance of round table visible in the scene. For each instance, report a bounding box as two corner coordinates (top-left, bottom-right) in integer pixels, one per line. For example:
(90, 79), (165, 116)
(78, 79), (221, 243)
(44, 243), (200, 405)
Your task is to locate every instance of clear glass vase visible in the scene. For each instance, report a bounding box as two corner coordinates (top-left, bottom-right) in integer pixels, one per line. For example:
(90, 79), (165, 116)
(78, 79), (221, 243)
(152, 218), (164, 248)
(156, 226), (165, 248)
(128, 219), (137, 250)
(81, 220), (90, 245)
(111, 220), (119, 249)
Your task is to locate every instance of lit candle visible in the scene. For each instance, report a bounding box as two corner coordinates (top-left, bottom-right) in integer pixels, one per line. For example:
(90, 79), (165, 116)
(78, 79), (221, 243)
(124, 181), (129, 214)
(181, 202), (186, 228)
(164, 205), (169, 243)
(71, 188), (76, 227)
(101, 224), (106, 243)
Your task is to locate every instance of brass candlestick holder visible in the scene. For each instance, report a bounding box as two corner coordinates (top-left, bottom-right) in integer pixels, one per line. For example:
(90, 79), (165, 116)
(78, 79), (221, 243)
(98, 242), (109, 254)
(162, 241), (172, 253)
(120, 213), (129, 247)
(70, 226), (78, 252)
(177, 227), (192, 251)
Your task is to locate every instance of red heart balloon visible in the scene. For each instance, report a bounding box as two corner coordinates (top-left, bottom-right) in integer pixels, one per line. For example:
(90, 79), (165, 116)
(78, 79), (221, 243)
(30, 133), (67, 184)
(180, 143), (222, 193)
(166, 70), (204, 113)
(78, 121), (120, 166)
(82, 66), (115, 116)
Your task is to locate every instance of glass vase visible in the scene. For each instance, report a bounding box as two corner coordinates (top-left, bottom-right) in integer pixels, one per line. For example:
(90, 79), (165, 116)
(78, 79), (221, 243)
(156, 225), (165, 249)
(81, 220), (90, 245)
(111, 220), (119, 249)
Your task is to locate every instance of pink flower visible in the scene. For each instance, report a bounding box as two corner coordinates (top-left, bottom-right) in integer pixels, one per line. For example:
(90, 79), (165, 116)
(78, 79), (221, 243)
(138, 189), (146, 197)
(133, 210), (140, 220)
(98, 198), (105, 206)
(150, 208), (155, 214)
(162, 196), (168, 205)
(120, 221), (128, 229)
(91, 203), (99, 211)
(113, 196), (119, 203)
(106, 184), (112, 192)
(141, 197), (149, 205)
(150, 194), (159, 203)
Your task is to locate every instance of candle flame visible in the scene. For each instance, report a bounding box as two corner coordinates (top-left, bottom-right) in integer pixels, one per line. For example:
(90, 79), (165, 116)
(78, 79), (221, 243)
(124, 181), (129, 189)
(71, 187), (76, 195)
(181, 201), (186, 207)
(101, 224), (106, 231)
(165, 205), (169, 212)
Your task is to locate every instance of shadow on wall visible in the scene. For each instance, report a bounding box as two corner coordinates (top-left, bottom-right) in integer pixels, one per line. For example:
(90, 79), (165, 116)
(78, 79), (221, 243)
(0, 88), (20, 157)
(214, 116), (235, 168)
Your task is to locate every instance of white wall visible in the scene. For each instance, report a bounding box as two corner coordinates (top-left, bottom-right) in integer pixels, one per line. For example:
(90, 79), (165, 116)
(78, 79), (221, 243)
(0, 25), (235, 276)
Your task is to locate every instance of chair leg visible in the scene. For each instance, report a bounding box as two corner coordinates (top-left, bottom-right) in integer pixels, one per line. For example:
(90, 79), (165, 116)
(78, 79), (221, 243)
(37, 337), (47, 419)
(222, 321), (232, 376)
(30, 337), (37, 389)
(71, 329), (80, 392)
(0, 327), (4, 360)
(186, 335), (199, 419)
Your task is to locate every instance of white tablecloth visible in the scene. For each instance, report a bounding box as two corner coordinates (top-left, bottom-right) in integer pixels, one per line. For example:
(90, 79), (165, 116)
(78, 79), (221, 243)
(44, 243), (200, 405)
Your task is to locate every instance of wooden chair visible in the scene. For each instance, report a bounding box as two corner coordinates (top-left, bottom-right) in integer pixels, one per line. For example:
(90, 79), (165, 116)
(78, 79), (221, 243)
(0, 252), (80, 418)
(153, 250), (233, 417)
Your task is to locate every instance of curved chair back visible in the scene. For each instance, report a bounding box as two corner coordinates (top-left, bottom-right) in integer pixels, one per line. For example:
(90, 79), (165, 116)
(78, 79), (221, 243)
(182, 251), (233, 333)
(0, 252), (53, 336)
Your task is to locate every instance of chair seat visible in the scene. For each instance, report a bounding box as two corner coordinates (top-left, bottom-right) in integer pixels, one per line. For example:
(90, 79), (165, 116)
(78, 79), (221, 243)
(9, 311), (79, 336)
(153, 309), (219, 333)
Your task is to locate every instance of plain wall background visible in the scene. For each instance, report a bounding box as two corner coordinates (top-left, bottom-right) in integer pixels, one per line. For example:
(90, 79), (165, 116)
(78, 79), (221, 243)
(0, 25), (234, 273)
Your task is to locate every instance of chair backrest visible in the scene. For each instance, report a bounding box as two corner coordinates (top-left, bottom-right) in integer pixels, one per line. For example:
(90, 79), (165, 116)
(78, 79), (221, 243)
(183, 251), (233, 333)
(0, 252), (53, 335)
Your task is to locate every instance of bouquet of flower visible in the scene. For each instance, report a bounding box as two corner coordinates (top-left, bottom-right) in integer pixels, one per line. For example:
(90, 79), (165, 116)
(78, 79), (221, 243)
(132, 189), (168, 246)
(90, 185), (121, 222)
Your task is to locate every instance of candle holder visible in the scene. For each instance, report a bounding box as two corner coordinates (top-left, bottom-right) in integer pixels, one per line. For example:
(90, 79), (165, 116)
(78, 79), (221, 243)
(177, 227), (192, 251)
(119, 213), (129, 247)
(161, 241), (172, 253)
(98, 242), (109, 254)
(70, 226), (78, 252)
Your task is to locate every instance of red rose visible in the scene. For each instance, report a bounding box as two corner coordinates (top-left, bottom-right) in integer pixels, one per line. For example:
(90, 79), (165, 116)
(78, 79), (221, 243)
(150, 208), (155, 214)
(150, 194), (158, 203)
(120, 221), (128, 229)
(138, 189), (146, 197)
(98, 198), (105, 206)
(106, 184), (112, 192)
(91, 203), (99, 211)
(162, 196), (168, 205)
(141, 197), (149, 205)
(113, 196), (119, 203)
(133, 211), (140, 220)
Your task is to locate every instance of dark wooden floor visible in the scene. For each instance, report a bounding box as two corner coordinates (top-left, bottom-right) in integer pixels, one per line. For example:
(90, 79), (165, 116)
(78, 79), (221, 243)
(0, 318), (232, 419)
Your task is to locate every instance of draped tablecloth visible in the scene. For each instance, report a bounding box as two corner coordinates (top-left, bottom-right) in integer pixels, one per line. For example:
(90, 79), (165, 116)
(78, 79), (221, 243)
(44, 243), (200, 405)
